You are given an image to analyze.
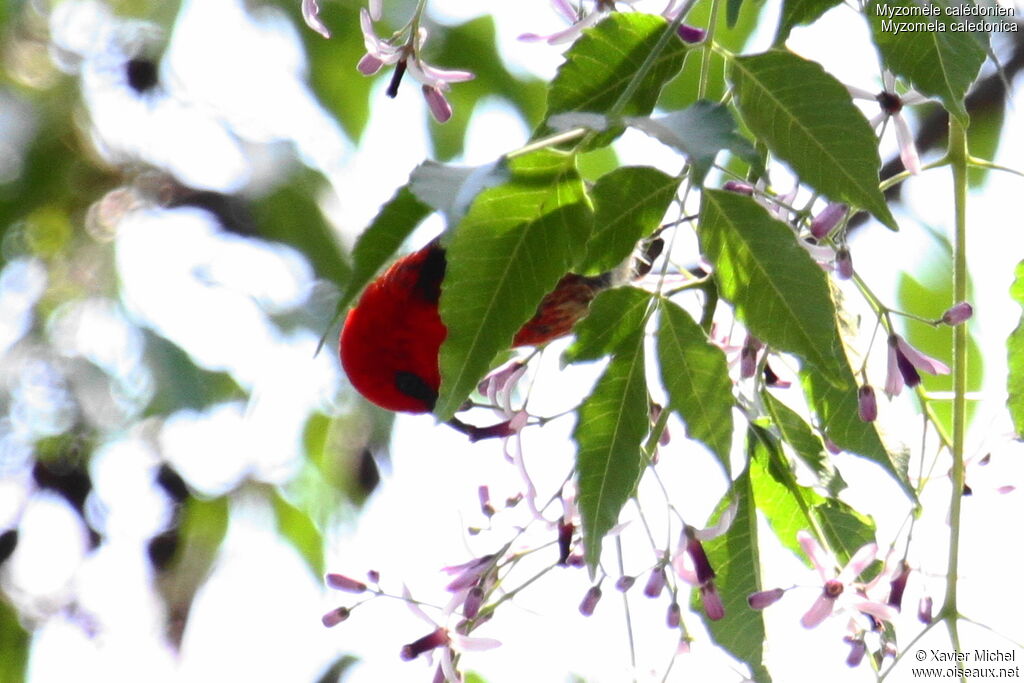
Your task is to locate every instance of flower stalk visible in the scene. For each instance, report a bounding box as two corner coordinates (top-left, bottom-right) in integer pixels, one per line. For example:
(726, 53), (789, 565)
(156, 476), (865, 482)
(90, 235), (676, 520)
(943, 113), (970, 667)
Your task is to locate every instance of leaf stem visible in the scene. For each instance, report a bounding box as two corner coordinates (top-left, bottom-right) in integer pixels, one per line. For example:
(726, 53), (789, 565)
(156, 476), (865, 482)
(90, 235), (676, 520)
(698, 0), (722, 100)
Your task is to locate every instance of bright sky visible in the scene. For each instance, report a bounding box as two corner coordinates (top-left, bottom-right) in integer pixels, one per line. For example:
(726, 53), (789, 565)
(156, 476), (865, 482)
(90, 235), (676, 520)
(6, 0), (1023, 682)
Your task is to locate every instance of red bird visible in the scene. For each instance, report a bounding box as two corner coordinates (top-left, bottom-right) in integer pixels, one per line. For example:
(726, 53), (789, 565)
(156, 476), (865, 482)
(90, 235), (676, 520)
(339, 239), (613, 416)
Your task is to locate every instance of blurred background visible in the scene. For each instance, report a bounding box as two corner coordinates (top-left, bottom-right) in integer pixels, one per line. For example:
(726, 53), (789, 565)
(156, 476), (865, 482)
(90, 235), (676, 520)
(1, 0), (1022, 681)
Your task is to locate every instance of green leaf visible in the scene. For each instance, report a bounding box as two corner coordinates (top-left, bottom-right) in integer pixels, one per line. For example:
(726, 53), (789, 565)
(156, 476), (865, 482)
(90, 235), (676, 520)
(544, 14), (689, 134)
(660, 0), (765, 112)
(314, 655), (359, 683)
(657, 299), (735, 472)
(699, 190), (848, 384)
(966, 94), (1006, 188)
(288, 3), (373, 141)
(435, 150), (592, 419)
(727, 0), (746, 27)
(761, 391), (842, 493)
(700, 469), (772, 683)
(1007, 261), (1024, 434)
(334, 186), (432, 315)
(141, 331), (244, 416)
(729, 50), (898, 230)
(155, 496), (229, 648)
(574, 329), (648, 575)
(302, 410), (390, 506)
(748, 424), (816, 558)
(866, 0), (987, 124)
(268, 486), (325, 580)
(563, 287), (653, 364)
(253, 168), (349, 285)
(579, 166), (679, 274)
(749, 425), (875, 564)
(626, 101), (758, 184)
(774, 0), (844, 43)
(0, 599), (29, 683)
(801, 366), (916, 499)
(814, 499), (877, 561)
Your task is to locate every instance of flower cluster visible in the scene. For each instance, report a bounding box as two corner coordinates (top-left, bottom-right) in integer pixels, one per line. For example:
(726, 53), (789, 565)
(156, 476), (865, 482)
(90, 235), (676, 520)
(747, 531), (933, 668)
(321, 560), (501, 682)
(301, 1), (474, 122)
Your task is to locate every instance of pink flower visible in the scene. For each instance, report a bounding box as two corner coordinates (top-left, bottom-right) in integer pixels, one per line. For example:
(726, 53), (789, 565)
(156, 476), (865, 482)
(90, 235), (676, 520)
(884, 334), (951, 397)
(442, 555), (495, 593)
(672, 504), (736, 621)
(301, 0), (330, 39)
(797, 531), (894, 629)
(357, 9), (474, 122)
(847, 71), (928, 175)
(518, 0), (607, 45)
(400, 584), (501, 681)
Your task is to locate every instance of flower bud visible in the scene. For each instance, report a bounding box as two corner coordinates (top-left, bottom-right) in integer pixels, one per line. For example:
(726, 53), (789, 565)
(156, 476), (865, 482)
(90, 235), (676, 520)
(887, 561), (911, 610)
(676, 24), (706, 43)
(941, 302), (973, 326)
(858, 385), (878, 422)
(579, 585), (602, 616)
(321, 606), (351, 627)
(423, 85), (453, 123)
(722, 180), (754, 195)
(810, 203), (846, 239)
(644, 567), (667, 598)
(667, 602), (682, 628)
(615, 575), (636, 592)
(918, 596), (934, 624)
(844, 636), (867, 667)
(558, 518), (575, 566)
(740, 335), (762, 379)
(835, 247), (853, 280)
(747, 587), (785, 610)
(327, 573), (368, 593)
(463, 585), (485, 619)
(478, 485), (494, 518)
